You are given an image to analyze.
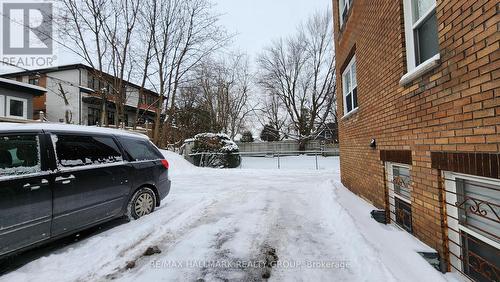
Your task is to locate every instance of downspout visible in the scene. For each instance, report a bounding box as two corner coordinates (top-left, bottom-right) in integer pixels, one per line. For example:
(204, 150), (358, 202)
(78, 68), (82, 125)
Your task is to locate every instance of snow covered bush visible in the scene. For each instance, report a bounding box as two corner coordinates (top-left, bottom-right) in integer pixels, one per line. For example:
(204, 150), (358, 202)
(191, 133), (241, 168)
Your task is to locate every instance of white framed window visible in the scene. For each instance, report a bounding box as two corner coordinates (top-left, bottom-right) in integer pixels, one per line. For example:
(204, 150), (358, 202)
(401, 0), (440, 84)
(6, 96), (28, 119)
(386, 162), (413, 233)
(444, 172), (500, 281)
(338, 0), (353, 27)
(342, 56), (358, 117)
(0, 95), (4, 117)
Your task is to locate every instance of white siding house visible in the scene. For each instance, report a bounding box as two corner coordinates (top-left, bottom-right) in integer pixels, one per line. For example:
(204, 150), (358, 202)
(1, 64), (158, 126)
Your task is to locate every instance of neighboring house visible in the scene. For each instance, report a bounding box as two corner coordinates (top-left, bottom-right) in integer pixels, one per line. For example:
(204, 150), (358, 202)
(314, 122), (338, 143)
(0, 77), (46, 120)
(333, 0), (498, 281)
(1, 64), (159, 126)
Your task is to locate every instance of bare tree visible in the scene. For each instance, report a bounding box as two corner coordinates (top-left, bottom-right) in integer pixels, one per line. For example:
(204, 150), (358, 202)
(255, 92), (287, 139)
(58, 0), (147, 128)
(58, 0), (111, 125)
(101, 0), (141, 127)
(144, 0), (229, 146)
(257, 11), (336, 149)
(131, 3), (157, 129)
(197, 54), (254, 139)
(226, 55), (254, 139)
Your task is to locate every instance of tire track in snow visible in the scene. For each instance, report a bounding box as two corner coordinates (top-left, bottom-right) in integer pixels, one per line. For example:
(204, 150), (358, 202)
(117, 182), (284, 282)
(92, 196), (225, 281)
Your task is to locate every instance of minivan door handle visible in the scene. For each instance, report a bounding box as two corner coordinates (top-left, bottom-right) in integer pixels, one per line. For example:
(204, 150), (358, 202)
(22, 179), (49, 191)
(55, 174), (75, 185)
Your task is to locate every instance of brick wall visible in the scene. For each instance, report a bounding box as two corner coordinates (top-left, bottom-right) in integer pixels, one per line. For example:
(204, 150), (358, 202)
(333, 0), (499, 257)
(14, 75), (47, 119)
(32, 75), (47, 118)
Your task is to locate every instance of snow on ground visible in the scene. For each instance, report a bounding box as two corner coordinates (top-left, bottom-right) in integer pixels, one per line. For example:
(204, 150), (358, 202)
(1, 151), (453, 282)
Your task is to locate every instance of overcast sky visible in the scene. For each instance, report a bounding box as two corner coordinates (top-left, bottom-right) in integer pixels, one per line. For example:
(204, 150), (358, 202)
(215, 0), (332, 61)
(60, 0), (332, 67)
(0, 0), (332, 73)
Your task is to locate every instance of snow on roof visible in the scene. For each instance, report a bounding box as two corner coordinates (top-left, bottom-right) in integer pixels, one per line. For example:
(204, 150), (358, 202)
(1, 64), (160, 96)
(0, 122), (149, 139)
(78, 86), (95, 93)
(0, 77), (47, 92)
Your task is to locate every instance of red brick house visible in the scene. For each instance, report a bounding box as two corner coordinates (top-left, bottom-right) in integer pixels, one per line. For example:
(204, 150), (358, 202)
(333, 0), (498, 280)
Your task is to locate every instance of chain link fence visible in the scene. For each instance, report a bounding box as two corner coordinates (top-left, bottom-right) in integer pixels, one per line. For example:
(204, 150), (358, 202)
(189, 150), (339, 170)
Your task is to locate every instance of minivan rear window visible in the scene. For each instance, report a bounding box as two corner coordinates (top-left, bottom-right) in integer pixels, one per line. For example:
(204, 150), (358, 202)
(119, 137), (162, 161)
(0, 135), (41, 177)
(53, 134), (123, 168)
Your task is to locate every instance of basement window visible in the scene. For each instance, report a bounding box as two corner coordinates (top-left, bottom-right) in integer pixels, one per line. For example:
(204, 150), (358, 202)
(444, 173), (500, 282)
(386, 162), (413, 233)
(400, 0), (440, 85)
(342, 56), (358, 117)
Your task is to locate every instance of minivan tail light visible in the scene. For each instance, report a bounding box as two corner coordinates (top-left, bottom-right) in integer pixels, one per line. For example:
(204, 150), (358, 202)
(161, 159), (169, 169)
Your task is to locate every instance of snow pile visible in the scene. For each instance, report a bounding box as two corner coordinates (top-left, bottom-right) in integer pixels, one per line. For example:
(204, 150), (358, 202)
(160, 150), (196, 176)
(332, 180), (454, 282)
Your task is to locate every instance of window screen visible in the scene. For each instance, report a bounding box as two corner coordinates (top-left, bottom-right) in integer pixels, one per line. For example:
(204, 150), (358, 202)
(392, 165), (411, 200)
(456, 178), (500, 241)
(54, 135), (123, 168)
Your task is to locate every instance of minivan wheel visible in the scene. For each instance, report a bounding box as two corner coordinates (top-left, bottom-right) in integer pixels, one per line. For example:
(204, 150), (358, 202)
(126, 187), (157, 220)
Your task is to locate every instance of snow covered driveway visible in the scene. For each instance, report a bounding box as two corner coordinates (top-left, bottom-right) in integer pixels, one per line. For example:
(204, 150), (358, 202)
(1, 152), (450, 282)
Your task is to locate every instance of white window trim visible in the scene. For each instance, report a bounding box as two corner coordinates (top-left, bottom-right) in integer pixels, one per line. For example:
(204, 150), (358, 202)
(342, 56), (358, 118)
(400, 53), (440, 85)
(339, 0), (353, 27)
(401, 0), (440, 85)
(341, 107), (358, 120)
(0, 95), (4, 117)
(6, 96), (28, 119)
(443, 171), (500, 274)
(386, 162), (412, 225)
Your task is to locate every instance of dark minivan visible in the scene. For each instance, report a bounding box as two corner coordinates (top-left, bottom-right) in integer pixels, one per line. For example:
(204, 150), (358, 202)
(0, 123), (171, 258)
